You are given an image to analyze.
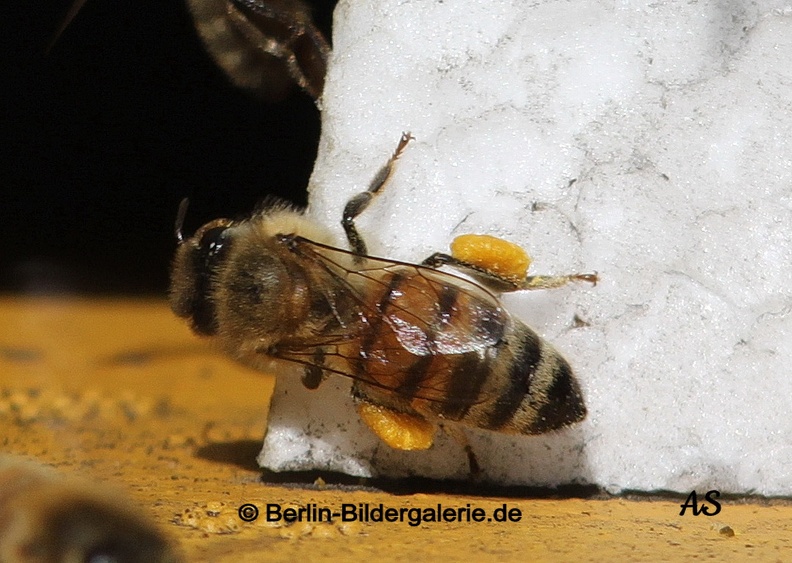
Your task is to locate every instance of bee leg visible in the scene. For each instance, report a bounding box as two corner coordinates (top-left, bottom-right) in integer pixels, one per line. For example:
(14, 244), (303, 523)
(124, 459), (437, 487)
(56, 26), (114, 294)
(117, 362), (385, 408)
(355, 401), (435, 451)
(301, 349), (327, 389)
(342, 133), (414, 258)
(425, 251), (598, 292)
(439, 423), (481, 479)
(423, 233), (598, 292)
(301, 366), (324, 390)
(422, 252), (522, 292)
(521, 273), (599, 290)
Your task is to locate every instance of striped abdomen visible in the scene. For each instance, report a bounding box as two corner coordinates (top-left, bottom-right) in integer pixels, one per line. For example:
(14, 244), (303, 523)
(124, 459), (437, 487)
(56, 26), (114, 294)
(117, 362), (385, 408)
(347, 266), (586, 435)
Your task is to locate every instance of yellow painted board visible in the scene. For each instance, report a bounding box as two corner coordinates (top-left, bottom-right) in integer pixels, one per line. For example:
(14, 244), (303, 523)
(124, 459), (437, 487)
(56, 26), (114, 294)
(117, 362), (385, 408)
(1, 298), (788, 561)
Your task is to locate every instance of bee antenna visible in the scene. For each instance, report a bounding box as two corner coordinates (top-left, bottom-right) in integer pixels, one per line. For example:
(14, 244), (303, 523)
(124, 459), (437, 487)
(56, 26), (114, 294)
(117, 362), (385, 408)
(174, 198), (190, 244)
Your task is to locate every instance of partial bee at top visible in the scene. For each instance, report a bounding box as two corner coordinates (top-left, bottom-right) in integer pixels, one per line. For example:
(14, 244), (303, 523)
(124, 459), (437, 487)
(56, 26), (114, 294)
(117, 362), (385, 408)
(50, 0), (332, 101)
(185, 0), (331, 101)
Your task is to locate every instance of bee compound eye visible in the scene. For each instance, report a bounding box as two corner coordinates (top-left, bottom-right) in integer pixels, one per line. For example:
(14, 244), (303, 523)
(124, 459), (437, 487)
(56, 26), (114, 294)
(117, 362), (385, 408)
(199, 227), (231, 270)
(172, 225), (233, 336)
(200, 227), (230, 261)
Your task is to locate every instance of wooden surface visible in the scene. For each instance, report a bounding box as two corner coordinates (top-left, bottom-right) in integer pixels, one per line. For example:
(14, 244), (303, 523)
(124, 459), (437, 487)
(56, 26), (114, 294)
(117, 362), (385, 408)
(1, 297), (789, 561)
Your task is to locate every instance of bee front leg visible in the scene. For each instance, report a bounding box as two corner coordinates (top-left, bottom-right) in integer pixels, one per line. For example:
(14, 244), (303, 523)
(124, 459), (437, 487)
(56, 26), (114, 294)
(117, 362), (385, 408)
(342, 133), (414, 259)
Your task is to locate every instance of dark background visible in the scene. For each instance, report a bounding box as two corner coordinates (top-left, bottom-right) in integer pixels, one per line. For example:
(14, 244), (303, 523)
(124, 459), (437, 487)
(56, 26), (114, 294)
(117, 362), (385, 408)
(1, 0), (335, 294)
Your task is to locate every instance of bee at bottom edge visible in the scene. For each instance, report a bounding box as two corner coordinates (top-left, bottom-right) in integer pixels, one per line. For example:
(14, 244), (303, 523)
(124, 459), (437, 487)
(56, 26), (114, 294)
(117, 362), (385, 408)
(0, 456), (181, 563)
(169, 133), (598, 475)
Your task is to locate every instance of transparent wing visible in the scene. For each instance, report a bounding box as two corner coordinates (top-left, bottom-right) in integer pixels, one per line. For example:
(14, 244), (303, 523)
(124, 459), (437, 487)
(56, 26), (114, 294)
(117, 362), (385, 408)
(269, 235), (509, 405)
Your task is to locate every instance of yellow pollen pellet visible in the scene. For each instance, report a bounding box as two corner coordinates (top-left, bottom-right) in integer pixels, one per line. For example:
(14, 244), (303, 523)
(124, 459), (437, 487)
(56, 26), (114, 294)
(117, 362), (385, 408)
(357, 403), (435, 450)
(450, 234), (531, 281)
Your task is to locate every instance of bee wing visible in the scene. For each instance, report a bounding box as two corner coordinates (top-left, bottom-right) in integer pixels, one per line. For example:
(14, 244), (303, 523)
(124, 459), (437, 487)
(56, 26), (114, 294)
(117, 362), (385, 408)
(270, 236), (510, 405)
(185, 0), (329, 100)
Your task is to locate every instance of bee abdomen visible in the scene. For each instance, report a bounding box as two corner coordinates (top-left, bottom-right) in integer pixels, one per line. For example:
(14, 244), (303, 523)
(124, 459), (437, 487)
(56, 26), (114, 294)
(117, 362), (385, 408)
(436, 351), (494, 421)
(479, 323), (586, 434)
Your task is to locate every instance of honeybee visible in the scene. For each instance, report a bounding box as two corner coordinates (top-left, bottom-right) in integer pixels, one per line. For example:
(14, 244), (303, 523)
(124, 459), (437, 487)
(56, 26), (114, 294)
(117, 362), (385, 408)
(0, 456), (181, 563)
(170, 134), (597, 473)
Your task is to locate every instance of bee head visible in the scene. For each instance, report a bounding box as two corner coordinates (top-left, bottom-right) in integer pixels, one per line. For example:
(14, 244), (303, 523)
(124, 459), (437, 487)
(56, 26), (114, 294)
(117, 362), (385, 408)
(169, 202), (235, 336)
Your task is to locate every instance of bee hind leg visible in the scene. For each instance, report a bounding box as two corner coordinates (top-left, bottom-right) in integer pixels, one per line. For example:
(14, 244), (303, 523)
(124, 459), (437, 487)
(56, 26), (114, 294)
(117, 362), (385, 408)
(342, 133), (414, 258)
(522, 273), (599, 290)
(355, 401), (435, 451)
(423, 234), (598, 292)
(355, 400), (481, 478)
(422, 252), (521, 292)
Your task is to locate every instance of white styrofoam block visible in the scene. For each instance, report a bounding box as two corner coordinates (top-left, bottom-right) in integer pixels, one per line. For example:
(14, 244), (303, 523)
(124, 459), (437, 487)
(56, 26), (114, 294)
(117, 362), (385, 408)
(259, 0), (792, 494)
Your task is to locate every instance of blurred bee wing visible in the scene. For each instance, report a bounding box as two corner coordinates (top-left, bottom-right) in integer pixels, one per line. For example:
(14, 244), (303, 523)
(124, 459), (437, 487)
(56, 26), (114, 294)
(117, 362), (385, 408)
(46, 0), (329, 99)
(185, 0), (330, 100)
